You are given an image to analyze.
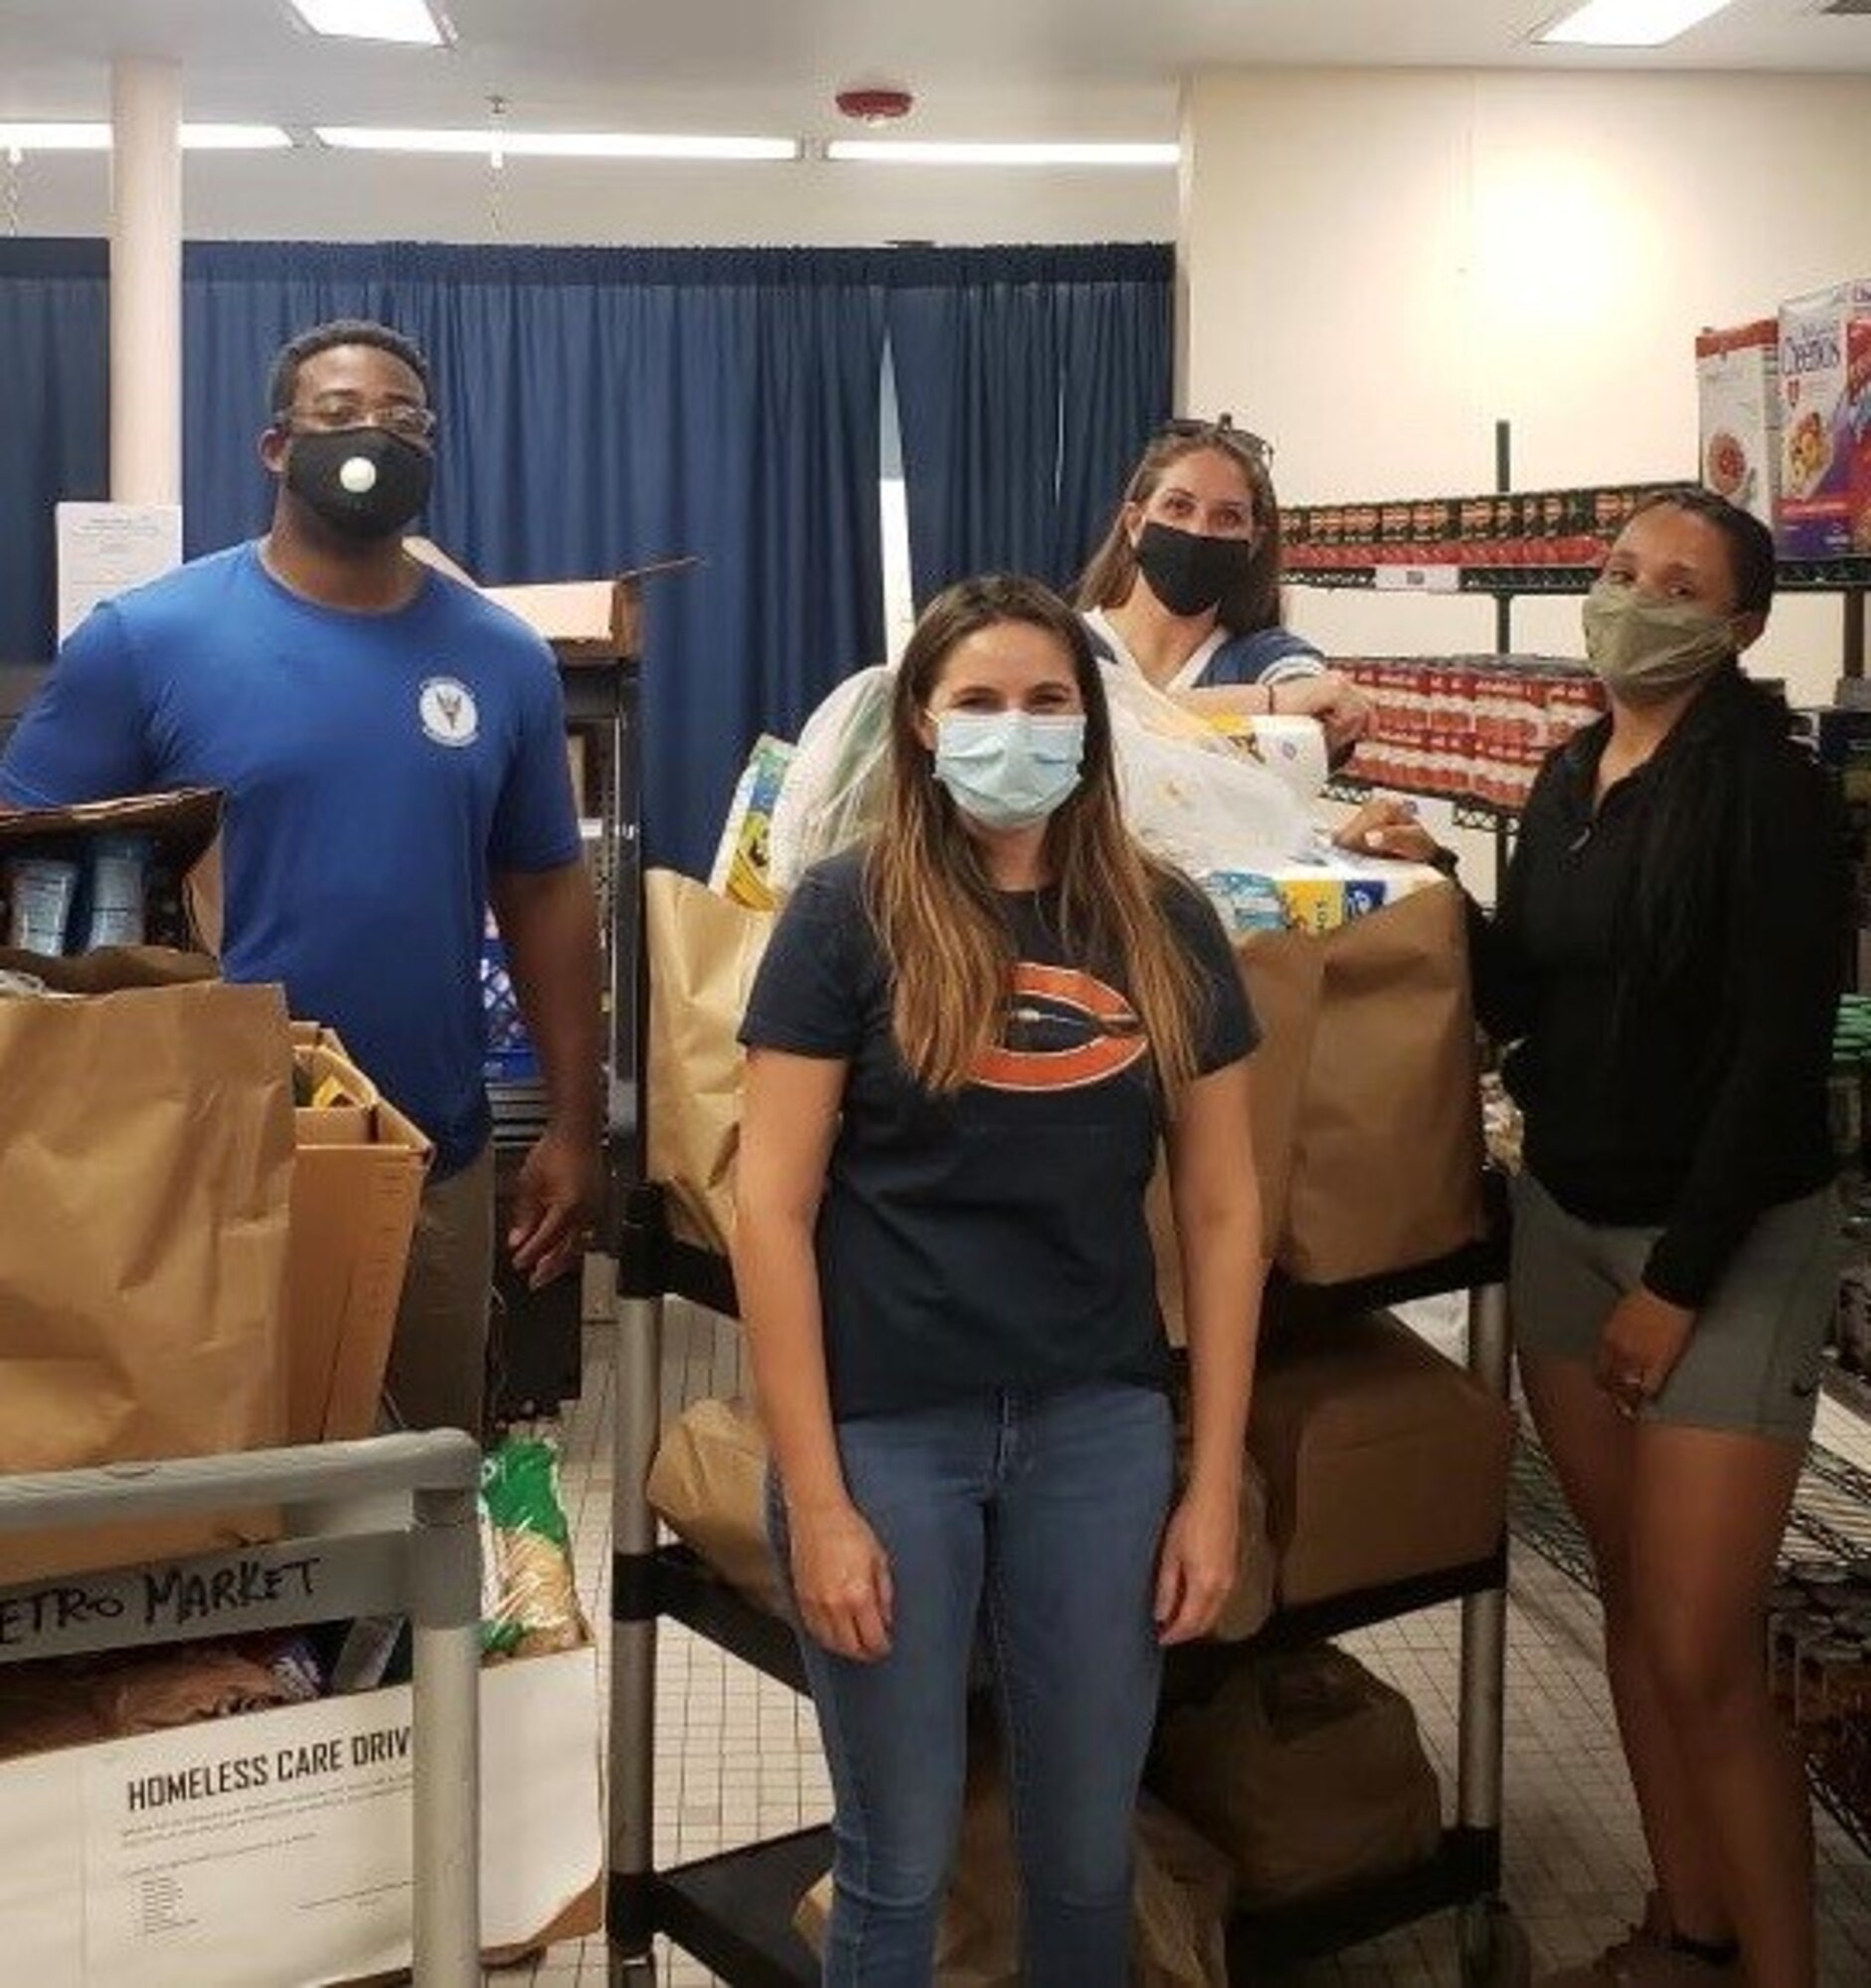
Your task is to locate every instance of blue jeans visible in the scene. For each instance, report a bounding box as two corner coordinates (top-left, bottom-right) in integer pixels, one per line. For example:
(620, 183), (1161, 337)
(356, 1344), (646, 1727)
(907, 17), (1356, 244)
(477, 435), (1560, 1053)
(767, 1382), (1175, 1988)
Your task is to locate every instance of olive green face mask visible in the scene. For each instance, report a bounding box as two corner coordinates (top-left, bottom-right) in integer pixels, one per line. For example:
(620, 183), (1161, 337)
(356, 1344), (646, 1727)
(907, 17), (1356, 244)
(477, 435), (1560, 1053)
(1582, 580), (1738, 705)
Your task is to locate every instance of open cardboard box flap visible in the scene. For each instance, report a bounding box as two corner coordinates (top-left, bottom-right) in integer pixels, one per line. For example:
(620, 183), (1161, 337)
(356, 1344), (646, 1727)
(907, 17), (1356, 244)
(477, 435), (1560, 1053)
(0, 785), (221, 872)
(406, 538), (694, 661)
(0, 786), (224, 984)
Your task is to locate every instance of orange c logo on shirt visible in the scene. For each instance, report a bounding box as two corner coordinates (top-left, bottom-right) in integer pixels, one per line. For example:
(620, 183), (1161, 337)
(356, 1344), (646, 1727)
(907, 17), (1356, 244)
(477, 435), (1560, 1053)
(971, 962), (1149, 1092)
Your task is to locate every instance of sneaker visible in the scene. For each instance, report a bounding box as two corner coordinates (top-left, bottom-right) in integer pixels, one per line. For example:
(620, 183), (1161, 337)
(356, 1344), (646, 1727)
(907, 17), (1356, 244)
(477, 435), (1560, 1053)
(1539, 1925), (1739, 1987)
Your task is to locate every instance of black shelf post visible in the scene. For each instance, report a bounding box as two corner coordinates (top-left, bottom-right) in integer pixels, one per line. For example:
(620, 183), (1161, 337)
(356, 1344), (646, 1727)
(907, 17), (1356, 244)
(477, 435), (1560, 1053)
(1493, 418), (1514, 658)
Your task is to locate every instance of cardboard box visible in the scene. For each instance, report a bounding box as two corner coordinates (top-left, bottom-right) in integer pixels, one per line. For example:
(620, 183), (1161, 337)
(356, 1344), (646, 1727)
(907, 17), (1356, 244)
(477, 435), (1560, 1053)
(0, 1645), (601, 1986)
(1777, 278), (1871, 560)
(288, 1040), (432, 1445)
(289, 1020), (354, 1060)
(408, 536), (696, 665)
(481, 577), (643, 661)
(0, 786), (222, 980)
(1697, 319), (1781, 532)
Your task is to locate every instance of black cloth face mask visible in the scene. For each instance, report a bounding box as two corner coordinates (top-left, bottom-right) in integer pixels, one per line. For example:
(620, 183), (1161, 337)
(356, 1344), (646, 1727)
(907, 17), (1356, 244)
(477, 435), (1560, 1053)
(285, 427), (433, 541)
(1133, 520), (1254, 618)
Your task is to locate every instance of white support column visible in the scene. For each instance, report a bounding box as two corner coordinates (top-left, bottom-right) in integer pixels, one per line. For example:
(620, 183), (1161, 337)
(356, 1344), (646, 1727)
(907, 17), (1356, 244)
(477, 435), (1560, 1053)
(108, 56), (183, 506)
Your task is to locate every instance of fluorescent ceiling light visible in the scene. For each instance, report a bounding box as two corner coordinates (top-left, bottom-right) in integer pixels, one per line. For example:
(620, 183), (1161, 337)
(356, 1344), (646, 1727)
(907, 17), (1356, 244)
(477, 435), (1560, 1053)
(826, 140), (1180, 168)
(1537, 0), (1740, 47)
(178, 124), (295, 151)
(0, 123), (110, 151)
(0, 122), (293, 153)
(285, 0), (446, 45)
(315, 126), (798, 160)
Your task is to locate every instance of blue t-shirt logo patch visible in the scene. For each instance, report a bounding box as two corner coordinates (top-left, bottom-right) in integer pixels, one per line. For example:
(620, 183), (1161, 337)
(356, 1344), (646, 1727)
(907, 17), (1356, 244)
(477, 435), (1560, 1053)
(420, 676), (479, 748)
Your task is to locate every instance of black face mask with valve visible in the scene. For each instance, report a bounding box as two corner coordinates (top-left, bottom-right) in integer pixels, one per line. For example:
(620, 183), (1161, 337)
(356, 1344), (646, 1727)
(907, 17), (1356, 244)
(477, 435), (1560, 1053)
(1133, 520), (1255, 618)
(285, 427), (433, 541)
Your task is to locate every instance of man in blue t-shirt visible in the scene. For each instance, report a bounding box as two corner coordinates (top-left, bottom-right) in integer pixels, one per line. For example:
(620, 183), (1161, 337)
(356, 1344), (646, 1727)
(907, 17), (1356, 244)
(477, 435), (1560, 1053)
(0, 319), (601, 1440)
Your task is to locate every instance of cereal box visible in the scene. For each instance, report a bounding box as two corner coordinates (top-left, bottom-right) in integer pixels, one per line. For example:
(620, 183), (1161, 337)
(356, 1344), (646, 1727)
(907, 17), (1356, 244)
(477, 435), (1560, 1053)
(1696, 319), (1780, 532)
(1777, 280), (1871, 561)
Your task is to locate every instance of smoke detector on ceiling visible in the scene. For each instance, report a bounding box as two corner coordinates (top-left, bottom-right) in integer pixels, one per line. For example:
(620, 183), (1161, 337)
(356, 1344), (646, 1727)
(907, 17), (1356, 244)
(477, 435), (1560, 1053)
(835, 84), (915, 126)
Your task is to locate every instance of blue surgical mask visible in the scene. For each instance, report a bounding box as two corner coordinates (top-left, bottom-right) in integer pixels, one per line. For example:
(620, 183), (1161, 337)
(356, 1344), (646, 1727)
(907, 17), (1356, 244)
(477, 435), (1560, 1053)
(932, 710), (1086, 831)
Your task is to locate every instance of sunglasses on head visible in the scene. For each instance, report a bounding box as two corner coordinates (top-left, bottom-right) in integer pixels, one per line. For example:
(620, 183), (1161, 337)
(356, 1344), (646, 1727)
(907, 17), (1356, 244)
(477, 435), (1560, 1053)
(1157, 414), (1274, 465)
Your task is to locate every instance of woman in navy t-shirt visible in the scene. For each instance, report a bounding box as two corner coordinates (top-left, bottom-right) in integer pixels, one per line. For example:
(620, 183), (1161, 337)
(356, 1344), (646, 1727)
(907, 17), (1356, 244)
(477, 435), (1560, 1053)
(735, 574), (1264, 1988)
(1077, 415), (1372, 756)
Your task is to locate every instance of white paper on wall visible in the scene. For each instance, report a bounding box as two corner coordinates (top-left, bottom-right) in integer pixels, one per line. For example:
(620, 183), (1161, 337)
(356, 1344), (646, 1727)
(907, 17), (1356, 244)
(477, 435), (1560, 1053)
(56, 502), (184, 646)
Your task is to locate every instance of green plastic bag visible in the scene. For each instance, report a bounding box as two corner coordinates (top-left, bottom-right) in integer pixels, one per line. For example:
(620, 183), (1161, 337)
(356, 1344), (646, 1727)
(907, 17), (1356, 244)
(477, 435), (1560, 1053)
(479, 1436), (588, 1660)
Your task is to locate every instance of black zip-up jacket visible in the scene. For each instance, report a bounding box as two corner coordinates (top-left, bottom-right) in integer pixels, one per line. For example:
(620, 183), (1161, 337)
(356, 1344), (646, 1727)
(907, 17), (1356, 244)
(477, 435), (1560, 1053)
(1470, 686), (1846, 1309)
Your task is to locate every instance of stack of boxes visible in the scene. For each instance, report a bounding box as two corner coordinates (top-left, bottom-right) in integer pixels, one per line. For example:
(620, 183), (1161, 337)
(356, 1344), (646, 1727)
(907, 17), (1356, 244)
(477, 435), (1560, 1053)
(1699, 278), (1871, 563)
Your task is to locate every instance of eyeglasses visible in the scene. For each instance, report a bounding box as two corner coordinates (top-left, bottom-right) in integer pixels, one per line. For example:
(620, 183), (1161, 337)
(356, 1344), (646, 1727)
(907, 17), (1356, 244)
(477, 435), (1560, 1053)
(279, 397), (439, 444)
(1158, 414), (1273, 465)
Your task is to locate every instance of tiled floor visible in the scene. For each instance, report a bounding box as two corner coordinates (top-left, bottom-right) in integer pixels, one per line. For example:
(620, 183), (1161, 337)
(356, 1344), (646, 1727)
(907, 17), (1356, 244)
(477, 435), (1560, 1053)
(499, 1292), (1871, 1986)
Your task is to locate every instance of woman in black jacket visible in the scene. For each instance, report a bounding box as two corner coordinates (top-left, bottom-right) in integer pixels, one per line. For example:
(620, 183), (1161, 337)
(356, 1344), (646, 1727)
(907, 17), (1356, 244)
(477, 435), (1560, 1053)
(1350, 489), (1847, 1988)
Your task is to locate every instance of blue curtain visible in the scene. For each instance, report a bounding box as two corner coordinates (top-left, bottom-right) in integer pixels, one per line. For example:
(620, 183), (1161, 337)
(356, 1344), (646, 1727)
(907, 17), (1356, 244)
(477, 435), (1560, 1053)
(1, 241), (890, 876)
(179, 245), (891, 876)
(885, 244), (1174, 606)
(0, 242), (109, 666)
(0, 238), (1172, 869)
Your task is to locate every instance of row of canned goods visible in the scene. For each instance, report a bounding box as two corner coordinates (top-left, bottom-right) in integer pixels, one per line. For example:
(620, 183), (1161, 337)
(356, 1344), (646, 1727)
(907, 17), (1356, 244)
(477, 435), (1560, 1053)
(1338, 657), (1609, 807)
(1282, 483), (1682, 571)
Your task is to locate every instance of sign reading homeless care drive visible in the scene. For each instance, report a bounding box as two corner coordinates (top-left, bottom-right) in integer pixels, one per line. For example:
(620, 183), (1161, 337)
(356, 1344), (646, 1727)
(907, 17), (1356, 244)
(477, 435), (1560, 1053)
(0, 1646), (599, 1987)
(124, 1716), (414, 1812)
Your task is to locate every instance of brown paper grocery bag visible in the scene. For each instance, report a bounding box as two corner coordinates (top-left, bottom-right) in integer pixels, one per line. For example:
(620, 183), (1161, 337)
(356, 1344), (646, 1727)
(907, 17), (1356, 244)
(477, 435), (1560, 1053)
(645, 1396), (785, 1614)
(641, 865), (1480, 1301)
(1278, 885), (1484, 1284)
(1153, 1643), (1442, 1909)
(1235, 926), (1326, 1246)
(0, 977), (296, 1583)
(795, 1733), (1233, 1988)
(1133, 1795), (1236, 1988)
(1248, 1310), (1515, 1609)
(1147, 924), (1321, 1344)
(644, 869), (773, 1252)
(1173, 1417), (1276, 1646)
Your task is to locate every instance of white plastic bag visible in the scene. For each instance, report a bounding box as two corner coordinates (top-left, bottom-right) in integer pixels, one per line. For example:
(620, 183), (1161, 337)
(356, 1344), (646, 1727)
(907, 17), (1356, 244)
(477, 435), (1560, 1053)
(1102, 663), (1312, 874)
(766, 658), (1311, 892)
(767, 665), (897, 892)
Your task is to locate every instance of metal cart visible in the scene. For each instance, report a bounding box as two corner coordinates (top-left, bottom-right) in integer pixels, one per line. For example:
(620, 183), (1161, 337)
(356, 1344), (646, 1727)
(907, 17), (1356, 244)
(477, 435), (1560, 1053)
(0, 1430), (484, 1988)
(579, 585), (1525, 1980)
(601, 1183), (1528, 1986)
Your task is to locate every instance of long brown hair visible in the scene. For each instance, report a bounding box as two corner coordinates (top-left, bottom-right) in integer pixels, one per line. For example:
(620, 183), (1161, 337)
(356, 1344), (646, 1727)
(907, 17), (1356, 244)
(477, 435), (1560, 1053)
(1076, 419), (1286, 635)
(866, 574), (1210, 1096)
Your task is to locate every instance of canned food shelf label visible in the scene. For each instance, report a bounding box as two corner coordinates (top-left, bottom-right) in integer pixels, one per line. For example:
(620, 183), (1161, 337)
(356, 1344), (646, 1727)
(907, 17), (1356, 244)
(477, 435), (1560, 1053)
(1373, 565), (1461, 593)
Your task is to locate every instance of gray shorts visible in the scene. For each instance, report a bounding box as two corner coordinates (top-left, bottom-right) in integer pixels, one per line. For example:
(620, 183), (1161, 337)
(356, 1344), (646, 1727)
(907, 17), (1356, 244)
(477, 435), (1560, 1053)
(1509, 1169), (1841, 1444)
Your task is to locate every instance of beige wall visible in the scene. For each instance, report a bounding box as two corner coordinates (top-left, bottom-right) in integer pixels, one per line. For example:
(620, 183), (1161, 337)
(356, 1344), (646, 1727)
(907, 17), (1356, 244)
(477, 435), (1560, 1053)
(1181, 67), (1871, 712)
(1, 147), (1176, 248)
